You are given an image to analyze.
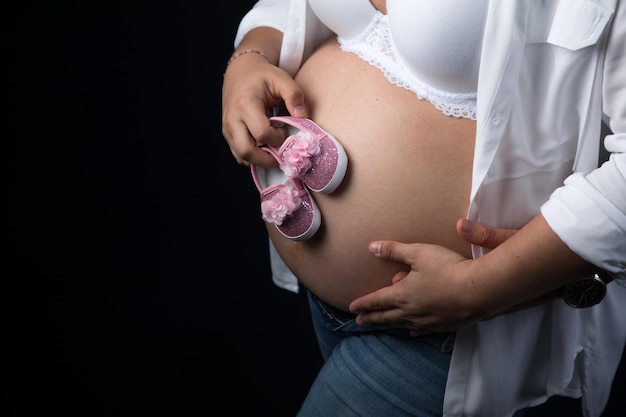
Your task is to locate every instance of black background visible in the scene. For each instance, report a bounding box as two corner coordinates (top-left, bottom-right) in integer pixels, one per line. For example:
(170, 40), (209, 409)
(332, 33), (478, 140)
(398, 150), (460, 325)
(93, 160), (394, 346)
(5, 1), (624, 416)
(7, 1), (321, 416)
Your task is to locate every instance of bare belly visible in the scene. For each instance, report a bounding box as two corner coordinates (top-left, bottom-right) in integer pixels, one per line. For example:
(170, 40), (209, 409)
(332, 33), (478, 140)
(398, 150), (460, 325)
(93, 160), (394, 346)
(269, 38), (475, 311)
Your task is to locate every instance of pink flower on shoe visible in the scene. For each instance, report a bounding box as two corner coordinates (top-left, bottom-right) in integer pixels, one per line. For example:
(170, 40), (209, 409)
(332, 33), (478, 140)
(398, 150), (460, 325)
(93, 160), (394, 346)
(261, 185), (302, 225)
(279, 132), (321, 178)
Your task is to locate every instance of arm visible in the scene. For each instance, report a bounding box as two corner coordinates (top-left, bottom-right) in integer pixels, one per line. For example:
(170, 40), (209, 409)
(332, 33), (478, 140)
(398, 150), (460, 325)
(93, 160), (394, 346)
(349, 215), (597, 333)
(542, 1), (626, 282)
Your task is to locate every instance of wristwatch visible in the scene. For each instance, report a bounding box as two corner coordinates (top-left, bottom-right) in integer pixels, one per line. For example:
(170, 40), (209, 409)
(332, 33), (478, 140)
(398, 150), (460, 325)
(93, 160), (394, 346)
(563, 273), (608, 308)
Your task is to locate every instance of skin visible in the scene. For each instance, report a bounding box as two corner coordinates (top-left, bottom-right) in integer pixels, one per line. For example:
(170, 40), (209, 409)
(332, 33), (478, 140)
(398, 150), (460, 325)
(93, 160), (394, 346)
(264, 36), (476, 311)
(349, 215), (595, 333)
(222, 27), (307, 168)
(355, 218), (573, 335)
(222, 26), (597, 334)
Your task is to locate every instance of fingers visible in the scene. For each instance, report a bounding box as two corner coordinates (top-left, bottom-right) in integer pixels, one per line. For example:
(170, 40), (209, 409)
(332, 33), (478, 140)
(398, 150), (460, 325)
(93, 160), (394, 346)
(255, 71), (307, 147)
(354, 307), (405, 327)
(391, 270), (409, 284)
(222, 61), (307, 166)
(351, 301), (428, 334)
(222, 117), (278, 168)
(349, 285), (417, 329)
(349, 285), (399, 316)
(456, 218), (518, 249)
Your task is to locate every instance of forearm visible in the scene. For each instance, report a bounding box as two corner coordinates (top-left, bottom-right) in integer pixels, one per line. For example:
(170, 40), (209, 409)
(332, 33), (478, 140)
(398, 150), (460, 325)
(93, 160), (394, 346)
(470, 214), (596, 315)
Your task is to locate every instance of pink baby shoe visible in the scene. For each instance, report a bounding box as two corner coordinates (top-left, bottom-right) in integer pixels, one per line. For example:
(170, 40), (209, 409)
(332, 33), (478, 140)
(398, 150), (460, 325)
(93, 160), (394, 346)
(251, 147), (321, 241)
(269, 116), (348, 194)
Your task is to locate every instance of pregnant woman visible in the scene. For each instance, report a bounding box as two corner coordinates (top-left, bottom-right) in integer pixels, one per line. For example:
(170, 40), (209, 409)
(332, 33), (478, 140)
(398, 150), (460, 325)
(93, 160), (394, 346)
(221, 1), (626, 416)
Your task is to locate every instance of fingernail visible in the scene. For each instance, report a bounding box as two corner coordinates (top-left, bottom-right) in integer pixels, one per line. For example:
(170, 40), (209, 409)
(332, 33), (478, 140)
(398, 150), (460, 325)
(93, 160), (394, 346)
(293, 105), (306, 116)
(370, 241), (382, 256)
(461, 219), (473, 233)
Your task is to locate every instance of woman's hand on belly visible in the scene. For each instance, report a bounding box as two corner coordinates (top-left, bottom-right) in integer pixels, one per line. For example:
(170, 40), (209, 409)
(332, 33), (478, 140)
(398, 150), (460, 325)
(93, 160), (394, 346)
(349, 238), (481, 333)
(348, 217), (591, 333)
(346, 218), (519, 333)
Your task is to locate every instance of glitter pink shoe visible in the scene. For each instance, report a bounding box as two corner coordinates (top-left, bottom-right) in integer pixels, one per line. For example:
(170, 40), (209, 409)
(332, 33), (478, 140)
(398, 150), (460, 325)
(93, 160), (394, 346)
(269, 116), (348, 194)
(251, 147), (321, 241)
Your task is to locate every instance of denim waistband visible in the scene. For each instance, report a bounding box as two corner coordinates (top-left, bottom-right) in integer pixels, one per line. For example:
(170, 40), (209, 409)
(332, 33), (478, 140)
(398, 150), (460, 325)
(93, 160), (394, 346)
(307, 290), (456, 353)
(310, 292), (358, 323)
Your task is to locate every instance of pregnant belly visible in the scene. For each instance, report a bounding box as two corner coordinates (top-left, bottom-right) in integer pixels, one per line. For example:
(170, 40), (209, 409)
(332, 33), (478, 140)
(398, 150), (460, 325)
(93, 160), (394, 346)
(268, 38), (475, 311)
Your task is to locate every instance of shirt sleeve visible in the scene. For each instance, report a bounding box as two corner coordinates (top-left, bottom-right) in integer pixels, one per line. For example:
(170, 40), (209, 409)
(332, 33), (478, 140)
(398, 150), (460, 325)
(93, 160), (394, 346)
(541, 1), (626, 283)
(233, 0), (291, 48)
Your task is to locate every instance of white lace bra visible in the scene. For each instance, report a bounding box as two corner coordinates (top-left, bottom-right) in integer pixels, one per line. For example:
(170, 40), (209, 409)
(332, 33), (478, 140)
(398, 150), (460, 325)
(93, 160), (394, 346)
(308, 0), (488, 120)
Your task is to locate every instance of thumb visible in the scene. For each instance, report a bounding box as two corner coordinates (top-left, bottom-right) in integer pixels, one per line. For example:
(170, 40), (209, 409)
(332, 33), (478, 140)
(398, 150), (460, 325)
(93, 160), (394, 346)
(280, 85), (308, 118)
(369, 240), (412, 264)
(286, 102), (307, 118)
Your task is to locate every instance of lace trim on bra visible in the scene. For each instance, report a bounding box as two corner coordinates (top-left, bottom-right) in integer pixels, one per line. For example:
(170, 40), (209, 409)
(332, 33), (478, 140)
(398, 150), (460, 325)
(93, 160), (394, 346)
(338, 13), (477, 120)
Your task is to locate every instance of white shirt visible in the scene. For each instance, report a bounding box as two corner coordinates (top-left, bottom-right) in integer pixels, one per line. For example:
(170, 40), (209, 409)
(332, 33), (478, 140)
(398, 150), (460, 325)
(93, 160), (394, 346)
(234, 1), (626, 416)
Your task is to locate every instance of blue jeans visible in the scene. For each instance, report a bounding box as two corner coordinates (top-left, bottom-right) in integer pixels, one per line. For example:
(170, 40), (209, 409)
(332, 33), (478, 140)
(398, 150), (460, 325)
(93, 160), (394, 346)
(297, 290), (455, 417)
